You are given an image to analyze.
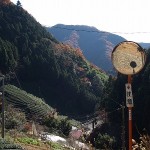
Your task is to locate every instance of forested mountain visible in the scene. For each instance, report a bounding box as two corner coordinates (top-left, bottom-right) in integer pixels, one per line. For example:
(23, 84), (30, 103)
(140, 43), (150, 49)
(47, 24), (126, 73)
(100, 48), (150, 145)
(47, 25), (150, 74)
(1, 1), (150, 149)
(129, 49), (150, 134)
(0, 1), (108, 116)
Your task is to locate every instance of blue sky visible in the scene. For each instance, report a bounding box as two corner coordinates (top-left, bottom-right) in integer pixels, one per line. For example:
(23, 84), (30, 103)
(10, 0), (150, 43)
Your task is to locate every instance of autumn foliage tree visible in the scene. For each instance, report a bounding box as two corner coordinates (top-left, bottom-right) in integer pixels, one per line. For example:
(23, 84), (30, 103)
(0, 0), (11, 5)
(0, 2), (108, 116)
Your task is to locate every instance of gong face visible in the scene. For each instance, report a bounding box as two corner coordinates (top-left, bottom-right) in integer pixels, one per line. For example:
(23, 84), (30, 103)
(111, 41), (146, 75)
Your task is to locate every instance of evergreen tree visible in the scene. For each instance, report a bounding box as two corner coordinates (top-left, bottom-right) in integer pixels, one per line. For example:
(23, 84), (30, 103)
(16, 0), (22, 7)
(0, 2), (108, 116)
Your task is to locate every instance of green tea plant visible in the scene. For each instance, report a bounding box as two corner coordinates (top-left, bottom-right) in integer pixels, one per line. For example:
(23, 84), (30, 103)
(0, 138), (23, 149)
(4, 84), (54, 120)
(17, 137), (40, 146)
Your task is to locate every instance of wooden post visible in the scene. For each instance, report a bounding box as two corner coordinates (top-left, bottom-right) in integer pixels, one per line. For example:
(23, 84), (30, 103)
(121, 102), (126, 150)
(128, 75), (132, 150)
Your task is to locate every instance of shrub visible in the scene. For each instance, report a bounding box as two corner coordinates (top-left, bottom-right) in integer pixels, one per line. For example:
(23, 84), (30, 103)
(43, 117), (71, 136)
(59, 118), (72, 136)
(4, 105), (26, 130)
(132, 133), (150, 150)
(95, 133), (116, 149)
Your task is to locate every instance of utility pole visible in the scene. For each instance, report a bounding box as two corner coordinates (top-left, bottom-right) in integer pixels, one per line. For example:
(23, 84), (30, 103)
(121, 102), (126, 150)
(111, 41), (146, 150)
(126, 75), (133, 150)
(0, 75), (5, 139)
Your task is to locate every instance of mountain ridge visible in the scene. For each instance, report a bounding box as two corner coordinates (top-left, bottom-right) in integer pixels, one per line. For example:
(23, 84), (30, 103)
(47, 24), (126, 73)
(47, 24), (150, 73)
(0, 2), (108, 116)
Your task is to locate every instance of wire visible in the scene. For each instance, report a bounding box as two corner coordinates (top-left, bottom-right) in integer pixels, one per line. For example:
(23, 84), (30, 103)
(52, 26), (150, 35)
(13, 71), (22, 89)
(110, 99), (122, 107)
(107, 107), (122, 115)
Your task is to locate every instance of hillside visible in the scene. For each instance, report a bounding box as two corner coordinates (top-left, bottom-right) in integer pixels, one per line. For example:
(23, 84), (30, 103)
(47, 24), (150, 74)
(139, 42), (150, 49)
(100, 48), (150, 145)
(47, 24), (126, 73)
(1, 1), (150, 149)
(0, 1), (108, 116)
(5, 84), (54, 119)
(130, 48), (150, 134)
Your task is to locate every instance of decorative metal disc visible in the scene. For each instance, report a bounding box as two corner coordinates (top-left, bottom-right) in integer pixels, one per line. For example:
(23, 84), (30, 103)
(111, 41), (146, 75)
